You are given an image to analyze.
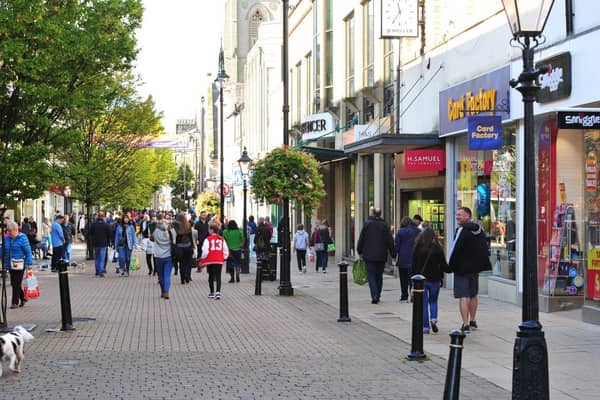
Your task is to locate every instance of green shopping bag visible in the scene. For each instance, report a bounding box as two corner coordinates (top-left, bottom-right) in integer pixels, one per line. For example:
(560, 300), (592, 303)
(352, 259), (367, 285)
(129, 254), (140, 271)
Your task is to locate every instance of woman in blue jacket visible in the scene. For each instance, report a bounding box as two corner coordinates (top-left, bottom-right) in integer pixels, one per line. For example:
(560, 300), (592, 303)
(2, 221), (33, 308)
(115, 214), (137, 277)
(394, 216), (421, 302)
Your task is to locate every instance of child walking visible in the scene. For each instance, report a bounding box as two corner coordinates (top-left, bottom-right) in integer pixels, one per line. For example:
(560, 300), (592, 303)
(201, 222), (229, 300)
(293, 223), (309, 272)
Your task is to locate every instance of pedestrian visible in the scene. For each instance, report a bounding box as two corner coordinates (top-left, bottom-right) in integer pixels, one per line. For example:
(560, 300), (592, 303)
(448, 207), (492, 333)
(115, 214), (136, 277)
(254, 217), (272, 274)
(1, 222), (33, 308)
(201, 222), (229, 300)
(194, 210), (209, 272)
(62, 214), (75, 265)
(21, 217), (31, 236)
(143, 233), (154, 276)
(175, 213), (194, 284)
(90, 212), (111, 277)
(41, 217), (52, 254)
(264, 216), (274, 236)
(50, 214), (66, 273)
(293, 223), (309, 272)
(78, 213), (86, 241)
(412, 228), (448, 334)
(247, 215), (257, 256)
(152, 213), (176, 299)
(313, 219), (331, 273)
(223, 219), (243, 283)
(413, 214), (424, 231)
(356, 208), (394, 304)
(394, 216), (421, 302)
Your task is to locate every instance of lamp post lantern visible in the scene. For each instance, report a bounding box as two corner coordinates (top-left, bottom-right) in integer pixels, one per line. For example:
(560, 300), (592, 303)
(216, 45), (229, 226)
(238, 147), (253, 274)
(501, 1), (555, 398)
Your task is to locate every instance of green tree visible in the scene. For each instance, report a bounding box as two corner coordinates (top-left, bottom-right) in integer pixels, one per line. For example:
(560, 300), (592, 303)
(169, 164), (194, 199)
(0, 0), (142, 209)
(196, 191), (220, 216)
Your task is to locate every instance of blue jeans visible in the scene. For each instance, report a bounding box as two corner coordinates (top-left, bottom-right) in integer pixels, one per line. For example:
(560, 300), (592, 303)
(423, 280), (441, 329)
(316, 250), (328, 270)
(118, 246), (133, 273)
(94, 247), (107, 275)
(366, 261), (385, 301)
(155, 256), (173, 294)
(65, 243), (72, 263)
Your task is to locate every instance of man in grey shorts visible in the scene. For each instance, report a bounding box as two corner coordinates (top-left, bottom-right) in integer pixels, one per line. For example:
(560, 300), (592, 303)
(448, 207), (491, 333)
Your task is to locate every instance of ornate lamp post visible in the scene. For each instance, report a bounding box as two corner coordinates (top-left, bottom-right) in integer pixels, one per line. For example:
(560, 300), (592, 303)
(238, 147), (253, 274)
(216, 45), (229, 226)
(501, 1), (555, 398)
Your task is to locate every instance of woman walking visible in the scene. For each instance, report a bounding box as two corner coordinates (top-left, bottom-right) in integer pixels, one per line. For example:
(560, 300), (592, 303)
(175, 214), (194, 284)
(312, 220), (331, 273)
(201, 222), (229, 300)
(115, 214), (136, 277)
(394, 216), (420, 302)
(223, 220), (243, 283)
(412, 227), (448, 333)
(152, 213), (176, 299)
(2, 222), (33, 308)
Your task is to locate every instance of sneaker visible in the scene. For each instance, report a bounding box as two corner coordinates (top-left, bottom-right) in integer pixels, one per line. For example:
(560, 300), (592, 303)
(469, 320), (478, 330)
(399, 298), (409, 303)
(423, 328), (430, 334)
(431, 321), (439, 333)
(302, 266), (307, 273)
(461, 324), (471, 333)
(371, 299), (379, 304)
(208, 292), (215, 299)
(215, 292), (221, 300)
(323, 270), (327, 274)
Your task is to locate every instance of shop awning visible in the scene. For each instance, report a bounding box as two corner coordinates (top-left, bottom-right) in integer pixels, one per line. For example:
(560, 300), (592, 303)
(344, 133), (442, 155)
(299, 145), (350, 163)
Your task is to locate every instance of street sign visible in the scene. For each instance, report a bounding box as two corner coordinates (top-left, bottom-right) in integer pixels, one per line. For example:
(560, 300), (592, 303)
(216, 183), (231, 197)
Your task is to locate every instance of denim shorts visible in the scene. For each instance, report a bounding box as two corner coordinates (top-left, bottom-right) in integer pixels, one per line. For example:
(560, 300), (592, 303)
(453, 273), (479, 298)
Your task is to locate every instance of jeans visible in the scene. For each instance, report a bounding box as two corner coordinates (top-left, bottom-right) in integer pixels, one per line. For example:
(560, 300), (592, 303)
(423, 280), (441, 329)
(52, 245), (64, 270)
(398, 268), (412, 300)
(155, 256), (173, 294)
(94, 247), (107, 275)
(296, 249), (307, 271)
(118, 246), (133, 273)
(366, 261), (385, 301)
(65, 243), (72, 263)
(316, 250), (328, 270)
(249, 233), (256, 256)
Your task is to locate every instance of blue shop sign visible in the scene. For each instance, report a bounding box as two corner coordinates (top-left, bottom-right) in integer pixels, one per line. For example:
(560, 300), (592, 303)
(439, 66), (510, 137)
(468, 115), (502, 150)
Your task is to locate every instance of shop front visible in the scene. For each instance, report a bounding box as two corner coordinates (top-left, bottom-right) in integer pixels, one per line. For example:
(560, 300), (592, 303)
(440, 65), (517, 301)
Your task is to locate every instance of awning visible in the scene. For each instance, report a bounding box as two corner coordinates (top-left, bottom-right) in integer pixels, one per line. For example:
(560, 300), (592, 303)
(344, 133), (442, 155)
(299, 145), (350, 163)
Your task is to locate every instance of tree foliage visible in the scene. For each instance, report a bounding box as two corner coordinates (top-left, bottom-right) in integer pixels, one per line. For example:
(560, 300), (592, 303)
(196, 191), (220, 216)
(169, 163), (194, 199)
(251, 146), (325, 210)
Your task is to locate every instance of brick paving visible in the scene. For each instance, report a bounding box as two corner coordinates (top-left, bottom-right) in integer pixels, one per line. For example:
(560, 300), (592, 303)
(0, 244), (508, 399)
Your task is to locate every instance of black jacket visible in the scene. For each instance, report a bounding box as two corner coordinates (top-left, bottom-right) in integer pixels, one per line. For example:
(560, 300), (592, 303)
(448, 222), (492, 275)
(194, 219), (209, 246)
(412, 245), (448, 282)
(356, 216), (394, 262)
(255, 223), (272, 253)
(90, 219), (112, 247)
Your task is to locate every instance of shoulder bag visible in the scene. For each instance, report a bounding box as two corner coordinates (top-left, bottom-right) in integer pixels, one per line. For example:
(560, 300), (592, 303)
(9, 238), (25, 270)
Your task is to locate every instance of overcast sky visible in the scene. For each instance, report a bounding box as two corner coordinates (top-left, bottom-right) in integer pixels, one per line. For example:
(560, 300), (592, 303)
(135, 0), (224, 133)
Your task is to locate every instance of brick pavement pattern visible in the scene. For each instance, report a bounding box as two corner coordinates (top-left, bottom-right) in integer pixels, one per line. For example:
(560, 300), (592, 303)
(1, 246), (508, 399)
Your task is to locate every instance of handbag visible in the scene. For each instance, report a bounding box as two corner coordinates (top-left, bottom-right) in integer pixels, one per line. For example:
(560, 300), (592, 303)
(23, 270), (40, 299)
(168, 229), (179, 261)
(352, 259), (367, 285)
(112, 250), (118, 263)
(327, 239), (335, 252)
(314, 242), (325, 251)
(11, 258), (25, 270)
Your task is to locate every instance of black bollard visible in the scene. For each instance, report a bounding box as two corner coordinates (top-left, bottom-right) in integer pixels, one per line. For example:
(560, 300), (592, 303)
(254, 262), (262, 296)
(407, 274), (426, 360)
(58, 259), (75, 331)
(337, 261), (351, 322)
(443, 329), (466, 400)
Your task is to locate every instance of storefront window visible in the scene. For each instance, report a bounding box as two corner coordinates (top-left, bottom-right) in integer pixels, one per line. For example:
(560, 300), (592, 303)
(454, 126), (517, 280)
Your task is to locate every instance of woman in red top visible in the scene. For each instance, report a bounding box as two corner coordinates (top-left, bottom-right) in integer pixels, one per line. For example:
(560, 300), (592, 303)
(200, 223), (229, 300)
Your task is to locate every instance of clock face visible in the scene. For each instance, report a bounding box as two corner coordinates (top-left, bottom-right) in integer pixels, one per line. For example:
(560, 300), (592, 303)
(381, 0), (418, 38)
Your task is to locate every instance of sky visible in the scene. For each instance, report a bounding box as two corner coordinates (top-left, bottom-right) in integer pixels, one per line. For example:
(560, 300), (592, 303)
(135, 0), (224, 133)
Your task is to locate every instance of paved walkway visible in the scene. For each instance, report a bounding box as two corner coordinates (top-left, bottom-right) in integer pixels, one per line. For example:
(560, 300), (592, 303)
(0, 244), (509, 399)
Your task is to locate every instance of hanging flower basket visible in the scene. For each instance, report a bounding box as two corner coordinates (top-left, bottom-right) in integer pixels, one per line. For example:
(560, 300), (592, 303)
(251, 146), (325, 210)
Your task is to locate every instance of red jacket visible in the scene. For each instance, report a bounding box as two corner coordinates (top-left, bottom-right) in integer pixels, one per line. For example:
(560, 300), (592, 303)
(200, 233), (229, 266)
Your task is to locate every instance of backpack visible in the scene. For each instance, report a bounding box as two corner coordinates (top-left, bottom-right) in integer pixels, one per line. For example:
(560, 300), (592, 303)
(255, 231), (268, 251)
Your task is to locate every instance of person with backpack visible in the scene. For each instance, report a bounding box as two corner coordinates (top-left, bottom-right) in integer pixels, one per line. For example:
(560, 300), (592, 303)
(254, 217), (272, 272)
(201, 222), (229, 300)
(175, 213), (194, 284)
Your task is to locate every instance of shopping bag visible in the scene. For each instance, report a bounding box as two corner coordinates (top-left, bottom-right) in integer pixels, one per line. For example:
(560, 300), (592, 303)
(308, 250), (315, 264)
(112, 251), (118, 263)
(23, 270), (40, 299)
(352, 259), (368, 285)
(327, 241), (335, 252)
(130, 254), (139, 271)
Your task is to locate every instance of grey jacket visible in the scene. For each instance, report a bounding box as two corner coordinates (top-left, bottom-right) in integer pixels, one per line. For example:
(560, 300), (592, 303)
(152, 224), (176, 259)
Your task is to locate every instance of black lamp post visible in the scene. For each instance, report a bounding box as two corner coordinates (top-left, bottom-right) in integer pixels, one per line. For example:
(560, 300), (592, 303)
(501, 1), (555, 398)
(279, 0), (293, 296)
(238, 147), (253, 274)
(216, 44), (229, 226)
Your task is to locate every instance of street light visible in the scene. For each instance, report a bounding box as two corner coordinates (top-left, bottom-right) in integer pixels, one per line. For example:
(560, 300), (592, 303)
(501, 1), (555, 398)
(216, 44), (229, 226)
(238, 147), (253, 274)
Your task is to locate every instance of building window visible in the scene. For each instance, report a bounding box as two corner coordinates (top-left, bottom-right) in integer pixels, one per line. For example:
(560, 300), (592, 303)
(324, 0), (333, 109)
(363, 0), (374, 87)
(363, 97), (374, 123)
(250, 8), (265, 47)
(313, 0), (322, 112)
(345, 12), (355, 96)
(383, 39), (395, 85)
(295, 62), (302, 123)
(305, 52), (312, 115)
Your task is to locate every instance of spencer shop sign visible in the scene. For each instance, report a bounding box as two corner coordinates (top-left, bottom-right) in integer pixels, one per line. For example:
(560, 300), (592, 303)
(439, 66), (510, 136)
(557, 111), (600, 129)
(301, 112), (335, 142)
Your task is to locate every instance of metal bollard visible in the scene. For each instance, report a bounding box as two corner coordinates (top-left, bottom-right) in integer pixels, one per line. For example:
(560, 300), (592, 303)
(58, 259), (75, 331)
(407, 274), (425, 360)
(254, 262), (262, 296)
(443, 329), (466, 400)
(337, 261), (351, 322)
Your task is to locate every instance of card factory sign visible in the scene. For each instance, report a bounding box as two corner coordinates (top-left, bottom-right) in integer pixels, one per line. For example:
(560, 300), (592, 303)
(301, 112), (335, 142)
(404, 149), (445, 172)
(439, 66), (510, 137)
(468, 115), (503, 150)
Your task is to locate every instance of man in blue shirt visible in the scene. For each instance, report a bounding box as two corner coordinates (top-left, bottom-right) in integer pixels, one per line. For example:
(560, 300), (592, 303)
(51, 214), (66, 272)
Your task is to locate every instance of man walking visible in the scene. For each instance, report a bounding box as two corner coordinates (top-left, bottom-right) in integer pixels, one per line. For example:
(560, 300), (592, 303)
(90, 212), (112, 277)
(194, 210), (209, 272)
(357, 208), (394, 304)
(50, 215), (66, 272)
(448, 207), (491, 332)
